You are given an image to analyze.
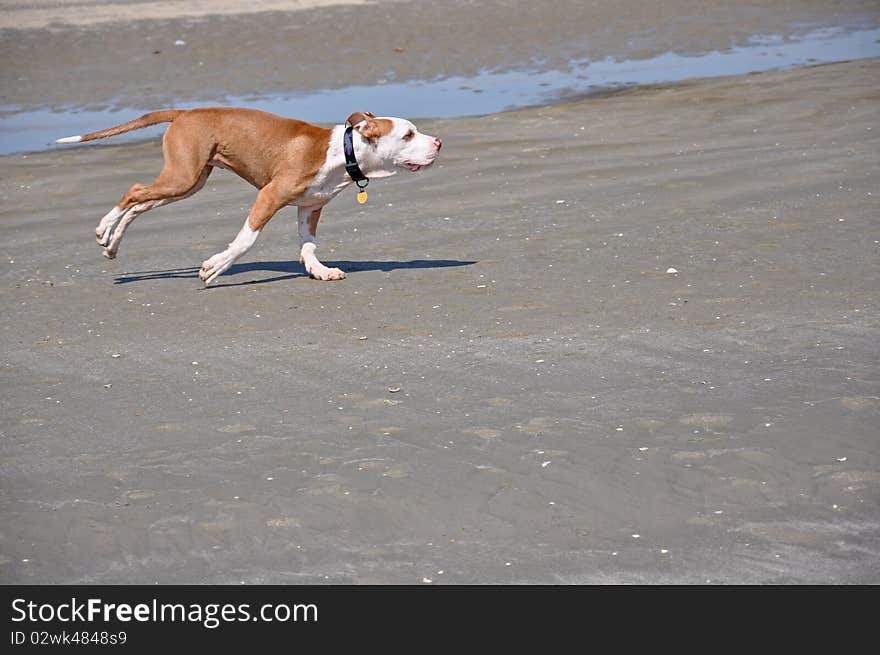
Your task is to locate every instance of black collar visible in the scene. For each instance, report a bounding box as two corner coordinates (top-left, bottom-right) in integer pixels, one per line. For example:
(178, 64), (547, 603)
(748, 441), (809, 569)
(343, 125), (369, 189)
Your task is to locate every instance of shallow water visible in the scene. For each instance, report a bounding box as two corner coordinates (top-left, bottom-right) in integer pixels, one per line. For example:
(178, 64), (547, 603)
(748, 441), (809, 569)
(2, 26), (878, 155)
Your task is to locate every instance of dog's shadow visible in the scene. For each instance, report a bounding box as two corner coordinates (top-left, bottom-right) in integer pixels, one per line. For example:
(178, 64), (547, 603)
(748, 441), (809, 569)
(114, 259), (476, 288)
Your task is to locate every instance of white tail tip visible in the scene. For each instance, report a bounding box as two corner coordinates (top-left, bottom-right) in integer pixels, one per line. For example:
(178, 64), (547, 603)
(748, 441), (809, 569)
(56, 135), (83, 143)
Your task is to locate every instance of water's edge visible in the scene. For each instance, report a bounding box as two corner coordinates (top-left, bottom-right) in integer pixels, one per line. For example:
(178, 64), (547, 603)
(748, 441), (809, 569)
(2, 26), (879, 156)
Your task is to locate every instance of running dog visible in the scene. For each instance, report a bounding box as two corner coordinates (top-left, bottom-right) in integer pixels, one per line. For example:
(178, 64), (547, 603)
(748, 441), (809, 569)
(57, 108), (442, 283)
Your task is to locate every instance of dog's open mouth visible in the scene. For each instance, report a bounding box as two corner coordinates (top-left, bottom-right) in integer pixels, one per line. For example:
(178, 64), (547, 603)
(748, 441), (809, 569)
(402, 161), (434, 172)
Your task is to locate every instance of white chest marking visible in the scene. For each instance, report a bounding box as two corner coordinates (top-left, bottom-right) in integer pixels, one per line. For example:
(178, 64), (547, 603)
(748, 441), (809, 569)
(302, 126), (353, 204)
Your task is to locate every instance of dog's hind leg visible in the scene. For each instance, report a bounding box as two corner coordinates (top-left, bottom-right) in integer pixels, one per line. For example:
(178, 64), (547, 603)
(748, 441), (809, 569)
(102, 166), (212, 259)
(96, 205), (127, 245)
(101, 199), (169, 259)
(97, 119), (213, 250)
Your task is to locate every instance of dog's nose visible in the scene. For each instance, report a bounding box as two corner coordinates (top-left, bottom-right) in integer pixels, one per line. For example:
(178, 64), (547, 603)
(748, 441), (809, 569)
(434, 137), (442, 150)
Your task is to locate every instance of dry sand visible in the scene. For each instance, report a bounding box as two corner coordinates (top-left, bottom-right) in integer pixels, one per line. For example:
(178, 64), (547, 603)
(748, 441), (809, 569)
(1, 57), (878, 583)
(0, 0), (373, 30)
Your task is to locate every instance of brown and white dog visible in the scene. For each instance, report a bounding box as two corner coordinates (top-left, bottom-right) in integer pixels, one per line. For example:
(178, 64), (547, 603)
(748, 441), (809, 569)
(57, 108), (442, 283)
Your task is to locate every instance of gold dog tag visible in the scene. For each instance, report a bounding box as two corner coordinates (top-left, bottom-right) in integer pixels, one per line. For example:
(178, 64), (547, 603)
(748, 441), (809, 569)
(357, 190), (368, 204)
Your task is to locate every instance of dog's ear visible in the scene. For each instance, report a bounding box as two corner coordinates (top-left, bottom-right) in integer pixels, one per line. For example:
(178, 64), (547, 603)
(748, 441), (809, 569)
(346, 111), (375, 128)
(348, 112), (391, 140)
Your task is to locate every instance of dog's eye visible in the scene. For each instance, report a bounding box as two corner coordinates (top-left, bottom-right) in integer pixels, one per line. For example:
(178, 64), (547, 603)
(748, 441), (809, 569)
(402, 130), (415, 141)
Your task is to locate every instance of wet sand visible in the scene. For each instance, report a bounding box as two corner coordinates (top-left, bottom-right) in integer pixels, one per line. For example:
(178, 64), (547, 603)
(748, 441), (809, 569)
(1, 54), (878, 583)
(2, 0), (878, 112)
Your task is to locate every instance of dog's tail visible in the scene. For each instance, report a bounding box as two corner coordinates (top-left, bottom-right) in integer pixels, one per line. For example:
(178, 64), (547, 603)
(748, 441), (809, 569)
(56, 110), (185, 144)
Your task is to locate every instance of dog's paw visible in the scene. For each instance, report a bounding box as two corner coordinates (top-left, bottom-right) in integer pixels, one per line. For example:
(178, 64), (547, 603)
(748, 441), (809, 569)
(102, 247), (117, 259)
(96, 226), (112, 247)
(199, 252), (234, 285)
(96, 208), (123, 246)
(308, 265), (346, 281)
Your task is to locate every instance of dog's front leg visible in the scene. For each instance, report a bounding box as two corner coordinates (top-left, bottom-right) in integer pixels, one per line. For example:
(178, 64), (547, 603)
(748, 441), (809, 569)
(199, 185), (283, 285)
(198, 219), (258, 285)
(298, 206), (346, 281)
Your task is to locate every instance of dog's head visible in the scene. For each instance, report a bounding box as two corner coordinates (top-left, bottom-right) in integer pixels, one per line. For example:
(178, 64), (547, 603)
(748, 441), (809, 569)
(347, 111), (442, 178)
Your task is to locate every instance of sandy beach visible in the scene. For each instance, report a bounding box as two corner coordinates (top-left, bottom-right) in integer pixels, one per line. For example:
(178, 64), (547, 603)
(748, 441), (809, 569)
(1, 1), (878, 583)
(2, 0), (878, 112)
